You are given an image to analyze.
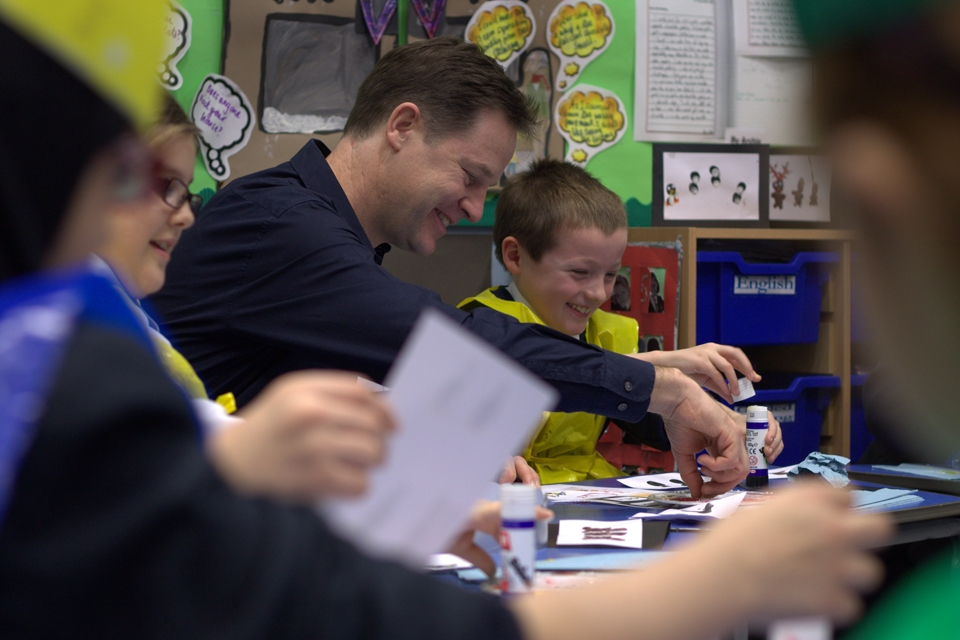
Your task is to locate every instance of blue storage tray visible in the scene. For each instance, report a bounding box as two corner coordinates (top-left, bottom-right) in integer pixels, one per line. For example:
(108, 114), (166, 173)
(697, 251), (838, 346)
(722, 373), (840, 466)
(850, 374), (872, 463)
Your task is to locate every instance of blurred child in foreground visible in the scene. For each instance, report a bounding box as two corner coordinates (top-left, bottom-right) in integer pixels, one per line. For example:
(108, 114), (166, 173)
(0, 2), (891, 637)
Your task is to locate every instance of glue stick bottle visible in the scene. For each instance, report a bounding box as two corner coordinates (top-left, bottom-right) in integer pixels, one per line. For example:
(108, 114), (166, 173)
(745, 405), (769, 490)
(499, 483), (537, 594)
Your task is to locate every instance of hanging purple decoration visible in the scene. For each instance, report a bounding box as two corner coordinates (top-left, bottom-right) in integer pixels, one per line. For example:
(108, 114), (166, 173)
(360, 0), (398, 45)
(411, 0), (446, 38)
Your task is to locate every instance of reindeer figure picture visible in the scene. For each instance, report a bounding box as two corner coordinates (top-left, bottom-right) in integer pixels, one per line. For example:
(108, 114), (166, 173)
(770, 162), (790, 209)
(792, 176), (805, 207)
(808, 156), (820, 206)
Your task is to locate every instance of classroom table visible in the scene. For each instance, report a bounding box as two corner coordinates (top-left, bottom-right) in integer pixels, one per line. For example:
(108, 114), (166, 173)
(460, 475), (960, 579)
(847, 463), (960, 497)
(443, 473), (960, 592)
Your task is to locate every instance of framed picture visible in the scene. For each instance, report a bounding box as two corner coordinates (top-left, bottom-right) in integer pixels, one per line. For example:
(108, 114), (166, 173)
(769, 147), (831, 225)
(652, 143), (769, 228)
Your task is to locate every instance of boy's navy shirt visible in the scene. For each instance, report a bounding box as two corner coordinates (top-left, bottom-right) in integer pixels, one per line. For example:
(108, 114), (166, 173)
(152, 140), (656, 417)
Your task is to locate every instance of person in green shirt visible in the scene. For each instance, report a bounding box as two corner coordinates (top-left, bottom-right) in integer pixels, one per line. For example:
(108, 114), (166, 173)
(794, 0), (960, 636)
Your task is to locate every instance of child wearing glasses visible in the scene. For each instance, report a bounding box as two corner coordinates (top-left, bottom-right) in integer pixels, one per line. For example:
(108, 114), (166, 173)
(91, 93), (397, 504)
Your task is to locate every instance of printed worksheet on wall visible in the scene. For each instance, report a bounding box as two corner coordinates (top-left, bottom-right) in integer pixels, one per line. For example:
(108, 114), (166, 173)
(634, 0), (729, 142)
(731, 55), (814, 146)
(732, 0), (807, 57)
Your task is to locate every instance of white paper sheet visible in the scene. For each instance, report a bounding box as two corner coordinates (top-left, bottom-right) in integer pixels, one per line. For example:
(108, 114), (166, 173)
(850, 488), (919, 509)
(874, 464), (960, 480)
(634, 0), (728, 142)
(733, 0), (808, 56)
(768, 463), (800, 477)
(425, 553), (475, 571)
(618, 471), (707, 490)
(732, 56), (814, 146)
(557, 519), (645, 548)
(322, 309), (558, 567)
(769, 617), (831, 640)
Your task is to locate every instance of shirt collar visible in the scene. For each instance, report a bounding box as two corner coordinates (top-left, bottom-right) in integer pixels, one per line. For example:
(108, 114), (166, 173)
(506, 280), (533, 309)
(290, 140), (383, 260)
(87, 254), (163, 337)
(505, 280), (583, 341)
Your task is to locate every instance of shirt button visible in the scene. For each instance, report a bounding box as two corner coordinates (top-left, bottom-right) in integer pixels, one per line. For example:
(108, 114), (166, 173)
(624, 380), (634, 392)
(617, 403), (628, 411)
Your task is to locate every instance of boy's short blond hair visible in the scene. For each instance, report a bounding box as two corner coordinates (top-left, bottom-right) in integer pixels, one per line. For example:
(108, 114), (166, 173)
(494, 158), (627, 265)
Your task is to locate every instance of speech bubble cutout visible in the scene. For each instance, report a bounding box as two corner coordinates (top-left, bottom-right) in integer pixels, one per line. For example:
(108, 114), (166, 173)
(466, 1), (536, 70)
(555, 84), (627, 167)
(548, 1), (615, 92)
(159, 1), (191, 90)
(191, 74), (254, 182)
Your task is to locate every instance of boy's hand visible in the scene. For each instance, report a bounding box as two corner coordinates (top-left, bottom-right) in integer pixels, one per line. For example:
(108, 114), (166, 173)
(499, 455), (540, 486)
(721, 403), (785, 463)
(633, 343), (760, 404)
(447, 499), (553, 577)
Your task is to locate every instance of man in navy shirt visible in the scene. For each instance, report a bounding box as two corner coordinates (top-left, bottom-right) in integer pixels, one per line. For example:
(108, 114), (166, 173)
(154, 37), (749, 497)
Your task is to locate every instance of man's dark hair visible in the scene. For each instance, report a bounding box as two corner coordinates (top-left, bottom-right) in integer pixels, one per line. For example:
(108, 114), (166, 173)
(343, 37), (539, 142)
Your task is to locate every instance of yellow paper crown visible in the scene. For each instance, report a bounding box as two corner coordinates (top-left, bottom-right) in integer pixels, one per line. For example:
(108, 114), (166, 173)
(0, 0), (166, 129)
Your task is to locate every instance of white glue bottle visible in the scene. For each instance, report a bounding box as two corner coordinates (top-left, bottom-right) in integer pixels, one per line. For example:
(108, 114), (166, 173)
(499, 483), (538, 594)
(745, 405), (769, 490)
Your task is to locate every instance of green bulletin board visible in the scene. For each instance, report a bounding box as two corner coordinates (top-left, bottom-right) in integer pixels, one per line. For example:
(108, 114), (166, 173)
(169, 0), (225, 207)
(166, 0), (653, 225)
(573, 1), (652, 227)
(474, 0), (653, 228)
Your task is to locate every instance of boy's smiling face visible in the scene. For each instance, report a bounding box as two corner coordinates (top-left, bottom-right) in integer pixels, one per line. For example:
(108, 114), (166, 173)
(505, 226), (628, 336)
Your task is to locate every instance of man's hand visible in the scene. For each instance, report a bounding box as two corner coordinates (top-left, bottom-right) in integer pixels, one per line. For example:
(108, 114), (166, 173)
(634, 343), (760, 404)
(208, 371), (396, 502)
(499, 455), (540, 486)
(646, 366), (749, 498)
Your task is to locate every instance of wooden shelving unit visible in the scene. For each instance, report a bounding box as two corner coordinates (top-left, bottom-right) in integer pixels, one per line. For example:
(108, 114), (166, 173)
(627, 227), (858, 458)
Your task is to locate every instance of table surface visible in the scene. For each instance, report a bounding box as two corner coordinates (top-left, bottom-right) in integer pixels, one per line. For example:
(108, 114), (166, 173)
(539, 476), (960, 567)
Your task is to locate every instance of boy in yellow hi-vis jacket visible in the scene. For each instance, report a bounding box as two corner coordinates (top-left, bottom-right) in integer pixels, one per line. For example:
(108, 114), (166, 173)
(460, 160), (784, 483)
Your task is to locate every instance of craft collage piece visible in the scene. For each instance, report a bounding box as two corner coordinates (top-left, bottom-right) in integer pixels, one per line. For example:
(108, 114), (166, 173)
(769, 150), (831, 223)
(556, 519), (644, 549)
(652, 143), (770, 227)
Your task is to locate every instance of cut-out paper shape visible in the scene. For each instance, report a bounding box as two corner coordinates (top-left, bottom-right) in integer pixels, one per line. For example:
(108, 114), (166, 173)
(548, 0), (615, 92)
(191, 74), (254, 182)
(411, 0), (447, 38)
(466, 1), (536, 70)
(555, 84), (627, 167)
(360, 0), (398, 45)
(159, 1), (191, 90)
